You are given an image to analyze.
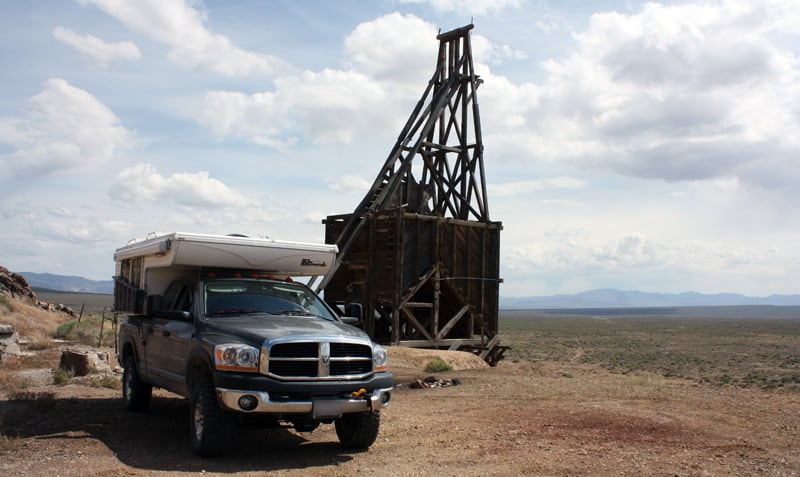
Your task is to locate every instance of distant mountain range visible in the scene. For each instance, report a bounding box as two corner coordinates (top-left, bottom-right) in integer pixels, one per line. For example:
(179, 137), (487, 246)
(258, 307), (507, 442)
(501, 288), (800, 308)
(17, 272), (800, 307)
(21, 272), (114, 294)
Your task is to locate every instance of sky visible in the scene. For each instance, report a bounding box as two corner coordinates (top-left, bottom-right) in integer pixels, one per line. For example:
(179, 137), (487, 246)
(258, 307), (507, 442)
(0, 0), (798, 298)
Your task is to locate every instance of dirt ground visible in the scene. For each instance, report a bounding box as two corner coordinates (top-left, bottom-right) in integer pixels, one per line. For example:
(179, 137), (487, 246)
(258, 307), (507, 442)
(1, 346), (799, 477)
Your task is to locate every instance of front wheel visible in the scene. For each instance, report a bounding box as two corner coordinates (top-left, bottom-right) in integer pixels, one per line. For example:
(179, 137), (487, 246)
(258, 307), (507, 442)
(122, 354), (152, 412)
(189, 372), (230, 457)
(335, 411), (380, 450)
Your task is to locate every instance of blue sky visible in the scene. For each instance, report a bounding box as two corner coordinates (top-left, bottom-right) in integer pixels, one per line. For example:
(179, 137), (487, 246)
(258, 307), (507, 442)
(1, 0), (798, 297)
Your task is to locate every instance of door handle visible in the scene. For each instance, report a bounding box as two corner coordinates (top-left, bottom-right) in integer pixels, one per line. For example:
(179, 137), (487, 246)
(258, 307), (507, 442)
(162, 330), (171, 337)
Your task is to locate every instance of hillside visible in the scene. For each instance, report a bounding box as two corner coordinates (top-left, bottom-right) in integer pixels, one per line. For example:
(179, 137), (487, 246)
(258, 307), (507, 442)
(19, 272), (113, 294)
(11, 270), (800, 308)
(501, 288), (800, 308)
(0, 266), (74, 344)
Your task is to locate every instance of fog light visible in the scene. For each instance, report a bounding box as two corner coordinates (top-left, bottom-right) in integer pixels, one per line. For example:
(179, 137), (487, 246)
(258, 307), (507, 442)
(382, 392), (391, 405)
(238, 394), (258, 411)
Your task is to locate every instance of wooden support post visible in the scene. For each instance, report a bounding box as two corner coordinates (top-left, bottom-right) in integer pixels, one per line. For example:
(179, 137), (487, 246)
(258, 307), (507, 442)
(436, 304), (470, 340)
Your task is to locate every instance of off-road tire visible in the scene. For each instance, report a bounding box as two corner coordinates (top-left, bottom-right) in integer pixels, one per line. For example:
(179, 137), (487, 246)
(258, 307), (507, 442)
(122, 354), (152, 412)
(335, 411), (380, 450)
(189, 372), (230, 457)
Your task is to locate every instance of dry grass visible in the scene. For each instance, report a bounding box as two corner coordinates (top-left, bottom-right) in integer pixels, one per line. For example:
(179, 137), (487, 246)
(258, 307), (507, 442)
(54, 315), (116, 347)
(0, 295), (13, 314)
(0, 296), (89, 393)
(83, 374), (121, 390)
(0, 434), (21, 454)
(500, 308), (800, 391)
(0, 349), (61, 393)
(0, 299), (68, 344)
(52, 367), (75, 385)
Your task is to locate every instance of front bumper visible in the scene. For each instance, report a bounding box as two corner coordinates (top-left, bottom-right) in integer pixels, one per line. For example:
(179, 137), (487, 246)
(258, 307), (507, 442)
(216, 386), (392, 417)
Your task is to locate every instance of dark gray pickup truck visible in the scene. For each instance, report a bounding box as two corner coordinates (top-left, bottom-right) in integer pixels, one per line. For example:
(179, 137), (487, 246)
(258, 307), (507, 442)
(117, 274), (393, 456)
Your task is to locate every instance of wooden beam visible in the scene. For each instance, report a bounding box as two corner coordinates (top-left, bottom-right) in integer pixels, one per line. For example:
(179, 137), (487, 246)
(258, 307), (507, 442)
(436, 304), (470, 340)
(397, 338), (483, 349)
(399, 266), (436, 307)
(400, 307), (435, 341)
(478, 335), (501, 360)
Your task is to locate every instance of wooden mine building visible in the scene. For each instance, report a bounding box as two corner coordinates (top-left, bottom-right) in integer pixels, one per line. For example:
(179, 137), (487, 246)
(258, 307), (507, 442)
(315, 25), (505, 364)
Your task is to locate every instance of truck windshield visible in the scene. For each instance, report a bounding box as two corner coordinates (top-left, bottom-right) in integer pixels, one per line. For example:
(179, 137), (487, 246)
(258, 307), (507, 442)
(203, 279), (337, 321)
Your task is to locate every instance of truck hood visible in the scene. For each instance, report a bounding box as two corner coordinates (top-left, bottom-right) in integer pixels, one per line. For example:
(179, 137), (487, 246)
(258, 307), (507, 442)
(201, 314), (371, 345)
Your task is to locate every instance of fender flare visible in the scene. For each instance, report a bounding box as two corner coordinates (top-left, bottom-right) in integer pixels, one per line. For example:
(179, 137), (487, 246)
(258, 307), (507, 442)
(185, 346), (215, 390)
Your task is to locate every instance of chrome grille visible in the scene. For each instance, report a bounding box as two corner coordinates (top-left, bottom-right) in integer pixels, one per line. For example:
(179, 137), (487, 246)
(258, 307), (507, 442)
(263, 339), (373, 380)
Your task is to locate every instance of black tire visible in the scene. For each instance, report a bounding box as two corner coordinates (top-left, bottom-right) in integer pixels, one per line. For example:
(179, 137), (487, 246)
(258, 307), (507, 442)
(122, 354), (152, 412)
(189, 372), (230, 457)
(335, 411), (380, 450)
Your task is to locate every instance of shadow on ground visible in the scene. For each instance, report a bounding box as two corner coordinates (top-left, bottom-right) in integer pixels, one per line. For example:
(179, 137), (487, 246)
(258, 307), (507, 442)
(0, 393), (355, 472)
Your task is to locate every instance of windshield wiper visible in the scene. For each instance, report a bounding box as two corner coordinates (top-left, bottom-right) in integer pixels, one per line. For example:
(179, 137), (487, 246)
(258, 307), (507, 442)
(208, 309), (261, 316)
(267, 309), (332, 319)
(266, 309), (312, 316)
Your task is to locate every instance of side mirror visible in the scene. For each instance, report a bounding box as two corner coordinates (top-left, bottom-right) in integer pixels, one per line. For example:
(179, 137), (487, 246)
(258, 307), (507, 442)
(342, 303), (363, 328)
(341, 316), (361, 327)
(145, 294), (164, 316)
(153, 309), (193, 321)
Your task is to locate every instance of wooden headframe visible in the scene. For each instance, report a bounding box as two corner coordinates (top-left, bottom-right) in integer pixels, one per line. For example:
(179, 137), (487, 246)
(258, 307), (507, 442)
(319, 24), (505, 364)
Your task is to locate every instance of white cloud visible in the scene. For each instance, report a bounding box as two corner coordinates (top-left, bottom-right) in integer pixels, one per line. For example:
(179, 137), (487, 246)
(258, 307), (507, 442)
(108, 163), (254, 208)
(197, 13), (447, 149)
(502, 230), (799, 295)
(396, 0), (522, 15)
(30, 216), (132, 244)
(471, 34), (527, 66)
(489, 176), (585, 196)
(78, 0), (285, 76)
(0, 78), (134, 180)
(486, 0), (800, 196)
(52, 26), (141, 67)
(328, 175), (371, 194)
(344, 13), (435, 86)
(199, 68), (386, 148)
(302, 210), (328, 225)
(195, 12), (536, 151)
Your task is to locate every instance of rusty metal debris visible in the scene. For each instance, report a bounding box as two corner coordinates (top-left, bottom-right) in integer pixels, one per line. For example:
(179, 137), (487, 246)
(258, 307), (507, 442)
(408, 376), (462, 389)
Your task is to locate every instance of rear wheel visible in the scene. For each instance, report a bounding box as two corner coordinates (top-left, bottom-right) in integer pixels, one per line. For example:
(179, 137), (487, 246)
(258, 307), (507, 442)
(335, 411), (380, 450)
(189, 372), (230, 457)
(122, 354), (152, 411)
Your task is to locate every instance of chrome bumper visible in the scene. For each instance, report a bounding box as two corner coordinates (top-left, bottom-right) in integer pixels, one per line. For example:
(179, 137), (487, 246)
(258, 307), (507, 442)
(216, 387), (392, 416)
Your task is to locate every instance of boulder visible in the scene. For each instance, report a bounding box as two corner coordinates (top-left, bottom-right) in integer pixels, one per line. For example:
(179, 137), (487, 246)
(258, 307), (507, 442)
(59, 349), (112, 376)
(0, 323), (21, 358)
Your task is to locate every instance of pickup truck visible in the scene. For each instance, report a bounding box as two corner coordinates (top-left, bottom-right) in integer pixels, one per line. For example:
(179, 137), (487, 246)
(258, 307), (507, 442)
(114, 233), (393, 456)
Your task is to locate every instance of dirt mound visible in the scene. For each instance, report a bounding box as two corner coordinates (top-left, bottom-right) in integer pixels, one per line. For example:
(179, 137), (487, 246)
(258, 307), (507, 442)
(387, 346), (489, 374)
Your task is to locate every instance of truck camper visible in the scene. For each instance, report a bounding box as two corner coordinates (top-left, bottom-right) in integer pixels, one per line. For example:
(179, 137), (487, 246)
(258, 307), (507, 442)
(113, 232), (392, 456)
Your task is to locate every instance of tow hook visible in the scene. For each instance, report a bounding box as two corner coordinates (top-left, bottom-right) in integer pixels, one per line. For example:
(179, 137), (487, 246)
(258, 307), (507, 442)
(351, 388), (375, 413)
(351, 388), (367, 399)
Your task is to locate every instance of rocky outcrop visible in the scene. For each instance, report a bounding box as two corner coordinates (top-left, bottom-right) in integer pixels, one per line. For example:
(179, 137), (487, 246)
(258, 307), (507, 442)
(0, 265), (78, 318)
(0, 265), (38, 304)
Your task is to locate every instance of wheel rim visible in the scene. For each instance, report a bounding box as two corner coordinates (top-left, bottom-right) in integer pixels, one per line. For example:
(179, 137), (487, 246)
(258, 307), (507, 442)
(193, 397), (205, 441)
(123, 369), (132, 401)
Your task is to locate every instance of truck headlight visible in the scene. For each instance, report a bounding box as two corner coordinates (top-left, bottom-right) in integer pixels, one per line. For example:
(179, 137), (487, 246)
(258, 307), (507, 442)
(373, 344), (388, 372)
(214, 344), (259, 372)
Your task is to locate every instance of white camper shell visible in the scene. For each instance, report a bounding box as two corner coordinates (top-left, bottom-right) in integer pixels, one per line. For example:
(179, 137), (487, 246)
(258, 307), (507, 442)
(113, 232), (337, 313)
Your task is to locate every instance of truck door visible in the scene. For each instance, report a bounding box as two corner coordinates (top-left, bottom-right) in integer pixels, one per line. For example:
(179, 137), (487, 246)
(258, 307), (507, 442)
(160, 282), (194, 386)
(145, 280), (193, 387)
